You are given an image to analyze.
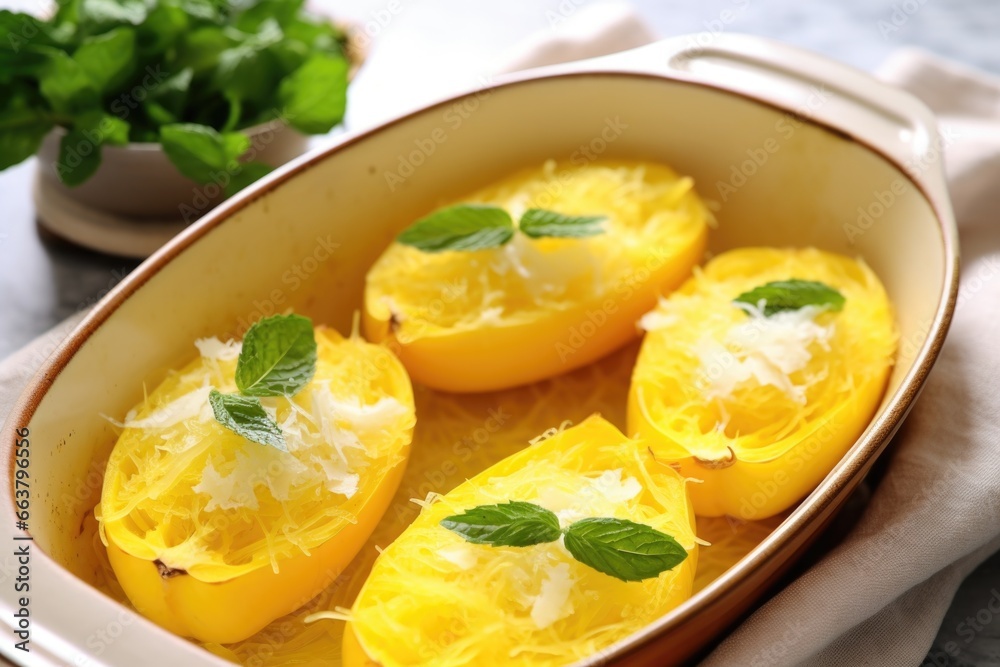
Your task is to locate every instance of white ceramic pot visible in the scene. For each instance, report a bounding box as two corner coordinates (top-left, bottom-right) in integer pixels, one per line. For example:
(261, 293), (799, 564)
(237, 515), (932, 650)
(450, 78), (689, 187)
(1, 34), (958, 667)
(35, 120), (310, 220)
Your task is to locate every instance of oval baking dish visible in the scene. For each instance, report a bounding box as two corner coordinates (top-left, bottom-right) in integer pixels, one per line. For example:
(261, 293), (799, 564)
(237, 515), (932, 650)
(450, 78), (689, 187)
(0, 34), (958, 667)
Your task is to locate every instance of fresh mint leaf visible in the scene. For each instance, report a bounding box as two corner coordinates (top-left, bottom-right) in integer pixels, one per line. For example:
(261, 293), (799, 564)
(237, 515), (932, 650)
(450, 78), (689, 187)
(209, 389), (286, 451)
(72, 27), (136, 95)
(214, 19), (283, 105)
(144, 68), (193, 125)
(0, 86), (53, 170)
(733, 279), (846, 317)
(74, 111), (130, 146)
(235, 313), (317, 397)
(177, 0), (224, 24)
(397, 204), (515, 253)
(0, 122), (51, 170)
(0, 45), (52, 78)
(175, 27), (234, 76)
(0, 0), (351, 189)
(0, 11), (62, 55)
(440, 501), (561, 547)
(519, 209), (606, 239)
(225, 161), (272, 198)
(160, 123), (247, 184)
(135, 2), (187, 57)
(279, 53), (347, 134)
(562, 517), (688, 582)
(78, 0), (148, 33)
(222, 131), (250, 163)
(57, 128), (102, 186)
(52, 106), (132, 188)
(37, 48), (98, 114)
(233, 0), (306, 32)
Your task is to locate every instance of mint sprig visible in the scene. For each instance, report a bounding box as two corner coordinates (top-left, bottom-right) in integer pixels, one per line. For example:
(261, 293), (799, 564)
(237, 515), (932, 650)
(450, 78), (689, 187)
(733, 279), (845, 317)
(210, 313), (317, 450)
(396, 204), (606, 253)
(563, 517), (688, 582)
(440, 501), (687, 582)
(519, 209), (606, 239)
(235, 313), (317, 397)
(439, 501), (561, 547)
(0, 2), (351, 191)
(209, 390), (286, 451)
(397, 204), (515, 252)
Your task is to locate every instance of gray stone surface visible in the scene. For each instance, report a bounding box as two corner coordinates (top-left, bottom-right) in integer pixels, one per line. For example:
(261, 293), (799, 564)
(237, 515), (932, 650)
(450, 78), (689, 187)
(1, 1), (998, 665)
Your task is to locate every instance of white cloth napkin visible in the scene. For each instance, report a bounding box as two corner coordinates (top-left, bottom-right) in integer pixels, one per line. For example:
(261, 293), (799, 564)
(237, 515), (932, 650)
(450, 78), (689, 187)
(4, 6), (1000, 667)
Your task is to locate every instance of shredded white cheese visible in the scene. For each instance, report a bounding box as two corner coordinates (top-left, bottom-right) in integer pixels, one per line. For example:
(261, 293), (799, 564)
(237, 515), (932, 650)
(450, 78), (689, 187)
(638, 297), (676, 332)
(438, 544), (478, 571)
(194, 337), (241, 361)
(193, 459), (261, 511)
(530, 563), (576, 629)
(121, 385), (213, 429)
(696, 304), (832, 404)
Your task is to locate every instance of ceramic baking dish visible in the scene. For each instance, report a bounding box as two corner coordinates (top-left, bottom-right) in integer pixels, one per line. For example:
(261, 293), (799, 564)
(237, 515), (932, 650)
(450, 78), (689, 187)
(0, 34), (958, 666)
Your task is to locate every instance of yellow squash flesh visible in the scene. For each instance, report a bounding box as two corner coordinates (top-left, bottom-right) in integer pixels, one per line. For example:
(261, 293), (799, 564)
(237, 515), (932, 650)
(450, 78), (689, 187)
(344, 415), (698, 667)
(364, 159), (710, 392)
(628, 248), (897, 520)
(98, 328), (415, 643)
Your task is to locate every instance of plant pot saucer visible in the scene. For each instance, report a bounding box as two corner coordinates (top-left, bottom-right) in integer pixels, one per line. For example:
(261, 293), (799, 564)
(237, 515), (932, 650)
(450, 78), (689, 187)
(33, 174), (189, 259)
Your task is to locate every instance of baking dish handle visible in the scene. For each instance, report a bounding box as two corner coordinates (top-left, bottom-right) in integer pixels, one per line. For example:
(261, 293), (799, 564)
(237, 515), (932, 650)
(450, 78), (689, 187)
(595, 34), (950, 208)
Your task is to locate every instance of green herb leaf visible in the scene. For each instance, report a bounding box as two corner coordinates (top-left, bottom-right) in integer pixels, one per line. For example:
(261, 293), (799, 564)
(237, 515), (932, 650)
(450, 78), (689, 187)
(225, 161), (272, 198)
(57, 128), (102, 186)
(135, 2), (188, 57)
(160, 123), (248, 184)
(37, 48), (98, 114)
(78, 0), (149, 33)
(733, 279), (846, 317)
(209, 389), (286, 451)
(0, 85), (53, 170)
(174, 27), (235, 76)
(440, 501), (562, 547)
(519, 209), (606, 239)
(144, 68), (194, 125)
(72, 27), (136, 95)
(75, 110), (131, 146)
(235, 313), (317, 397)
(563, 517), (688, 582)
(233, 0), (306, 32)
(398, 204), (515, 253)
(214, 19), (283, 105)
(279, 53), (348, 134)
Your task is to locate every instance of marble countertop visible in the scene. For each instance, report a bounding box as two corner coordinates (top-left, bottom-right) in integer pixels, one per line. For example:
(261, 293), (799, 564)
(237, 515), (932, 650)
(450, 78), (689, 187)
(1, 0), (998, 665)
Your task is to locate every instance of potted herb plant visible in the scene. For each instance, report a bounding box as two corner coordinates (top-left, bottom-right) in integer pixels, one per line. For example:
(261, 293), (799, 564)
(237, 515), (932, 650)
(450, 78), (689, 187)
(0, 0), (361, 226)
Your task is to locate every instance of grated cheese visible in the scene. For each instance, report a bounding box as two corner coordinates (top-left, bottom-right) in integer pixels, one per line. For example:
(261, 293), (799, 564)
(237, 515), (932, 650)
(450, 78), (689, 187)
(695, 304), (832, 404)
(194, 337), (241, 361)
(438, 544), (478, 571)
(120, 385), (213, 429)
(530, 563), (575, 629)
